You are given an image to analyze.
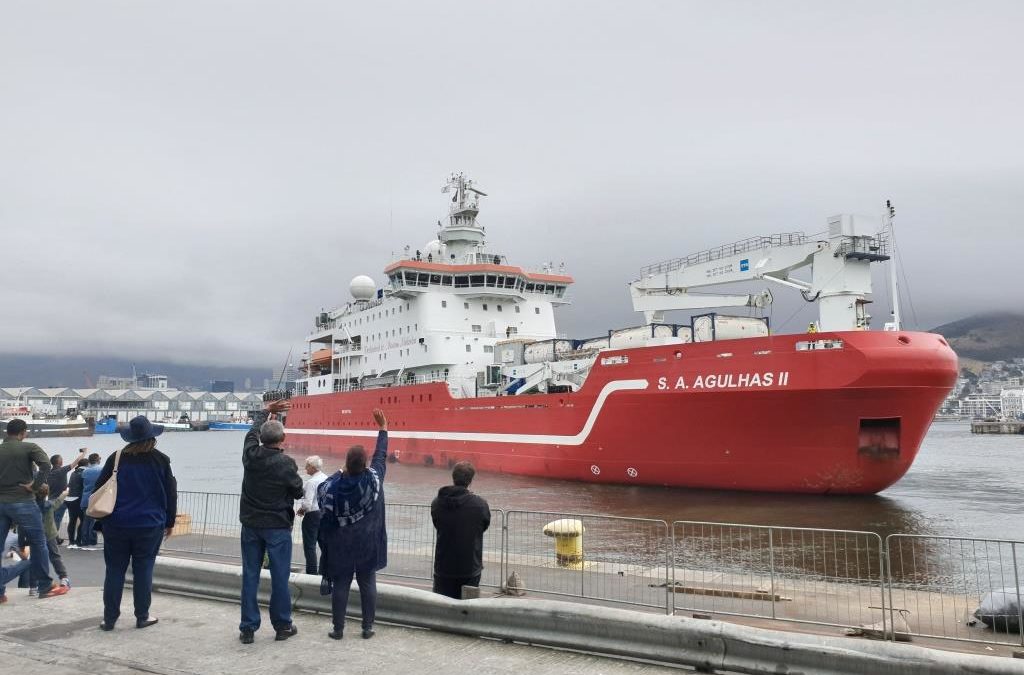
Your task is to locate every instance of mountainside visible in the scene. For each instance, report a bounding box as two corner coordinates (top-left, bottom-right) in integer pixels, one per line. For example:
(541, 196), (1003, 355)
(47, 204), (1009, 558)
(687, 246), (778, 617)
(931, 312), (1024, 362)
(0, 354), (272, 391)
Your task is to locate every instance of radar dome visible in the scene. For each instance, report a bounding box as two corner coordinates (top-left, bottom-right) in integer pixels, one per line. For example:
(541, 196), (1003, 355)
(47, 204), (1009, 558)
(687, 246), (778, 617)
(350, 275), (376, 301)
(423, 239), (443, 260)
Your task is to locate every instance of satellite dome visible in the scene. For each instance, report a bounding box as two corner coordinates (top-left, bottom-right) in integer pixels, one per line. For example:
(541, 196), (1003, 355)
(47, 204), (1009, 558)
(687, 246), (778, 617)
(423, 239), (443, 260)
(350, 275), (376, 301)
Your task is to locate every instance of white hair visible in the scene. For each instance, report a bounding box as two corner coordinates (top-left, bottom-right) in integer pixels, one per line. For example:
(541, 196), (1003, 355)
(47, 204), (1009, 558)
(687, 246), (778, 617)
(259, 420), (285, 445)
(305, 455), (323, 471)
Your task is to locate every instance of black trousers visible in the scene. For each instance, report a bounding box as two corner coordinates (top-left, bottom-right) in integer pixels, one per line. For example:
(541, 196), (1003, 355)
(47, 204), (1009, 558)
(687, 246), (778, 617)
(66, 500), (83, 545)
(331, 569), (376, 631)
(301, 511), (321, 575)
(432, 573), (481, 599)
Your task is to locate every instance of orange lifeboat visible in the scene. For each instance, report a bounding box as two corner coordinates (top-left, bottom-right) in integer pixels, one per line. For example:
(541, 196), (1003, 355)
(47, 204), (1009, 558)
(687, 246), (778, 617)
(310, 348), (332, 367)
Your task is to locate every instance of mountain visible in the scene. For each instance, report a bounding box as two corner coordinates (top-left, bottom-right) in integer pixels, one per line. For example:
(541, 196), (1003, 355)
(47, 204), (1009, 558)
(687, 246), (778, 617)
(0, 354), (272, 391)
(931, 312), (1024, 363)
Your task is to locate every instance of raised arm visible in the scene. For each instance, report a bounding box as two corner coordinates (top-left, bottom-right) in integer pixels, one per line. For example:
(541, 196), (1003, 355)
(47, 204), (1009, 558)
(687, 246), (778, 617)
(370, 408), (388, 479)
(244, 410), (268, 456)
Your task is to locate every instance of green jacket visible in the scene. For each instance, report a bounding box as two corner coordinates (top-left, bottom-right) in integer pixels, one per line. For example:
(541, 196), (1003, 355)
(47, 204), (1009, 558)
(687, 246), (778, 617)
(0, 438), (50, 503)
(40, 493), (68, 539)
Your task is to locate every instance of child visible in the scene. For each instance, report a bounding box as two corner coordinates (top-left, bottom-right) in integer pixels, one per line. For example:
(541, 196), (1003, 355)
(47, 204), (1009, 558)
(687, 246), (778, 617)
(36, 485), (71, 589)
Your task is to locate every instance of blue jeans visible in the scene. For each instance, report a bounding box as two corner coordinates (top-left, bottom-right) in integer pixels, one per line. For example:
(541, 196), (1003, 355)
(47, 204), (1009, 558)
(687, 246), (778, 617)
(79, 515), (98, 546)
(1, 558), (31, 597)
(239, 526), (293, 632)
(0, 500), (53, 593)
(102, 524), (164, 626)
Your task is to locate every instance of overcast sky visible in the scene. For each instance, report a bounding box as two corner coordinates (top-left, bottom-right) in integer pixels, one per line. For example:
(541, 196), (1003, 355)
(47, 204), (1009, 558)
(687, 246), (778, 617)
(1, 0), (1021, 368)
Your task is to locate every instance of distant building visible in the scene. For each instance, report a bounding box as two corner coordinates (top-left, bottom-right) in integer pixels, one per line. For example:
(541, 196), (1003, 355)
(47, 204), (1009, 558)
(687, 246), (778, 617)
(97, 372), (169, 390)
(211, 380), (235, 393)
(0, 386), (262, 423)
(1001, 389), (1024, 420)
(960, 395), (1002, 419)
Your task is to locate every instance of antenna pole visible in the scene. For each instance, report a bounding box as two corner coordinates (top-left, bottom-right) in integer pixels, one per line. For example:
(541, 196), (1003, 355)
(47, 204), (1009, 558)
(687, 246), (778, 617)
(885, 200), (901, 331)
(275, 346), (293, 391)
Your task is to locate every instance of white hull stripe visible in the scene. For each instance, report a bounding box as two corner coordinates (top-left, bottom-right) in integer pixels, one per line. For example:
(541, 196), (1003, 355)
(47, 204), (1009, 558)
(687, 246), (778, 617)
(286, 379), (648, 446)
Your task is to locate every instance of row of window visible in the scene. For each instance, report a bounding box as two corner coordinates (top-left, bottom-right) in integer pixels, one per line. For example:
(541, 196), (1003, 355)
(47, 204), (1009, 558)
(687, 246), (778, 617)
(390, 272), (566, 297)
(441, 299), (540, 315)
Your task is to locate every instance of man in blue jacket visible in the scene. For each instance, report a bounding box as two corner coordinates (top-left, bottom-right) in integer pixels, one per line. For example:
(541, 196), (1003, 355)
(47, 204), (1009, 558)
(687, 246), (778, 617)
(77, 453), (103, 548)
(238, 399), (303, 644)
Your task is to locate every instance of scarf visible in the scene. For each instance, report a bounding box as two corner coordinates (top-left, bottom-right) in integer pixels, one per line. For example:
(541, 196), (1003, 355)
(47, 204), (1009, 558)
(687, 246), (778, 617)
(318, 468), (381, 528)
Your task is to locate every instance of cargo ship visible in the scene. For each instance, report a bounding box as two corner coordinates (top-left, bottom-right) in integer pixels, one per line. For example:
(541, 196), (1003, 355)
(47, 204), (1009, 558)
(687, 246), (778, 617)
(282, 174), (957, 494)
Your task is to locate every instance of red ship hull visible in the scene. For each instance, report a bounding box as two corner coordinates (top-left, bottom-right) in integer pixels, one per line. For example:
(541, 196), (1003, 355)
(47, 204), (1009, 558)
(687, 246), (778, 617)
(283, 331), (957, 494)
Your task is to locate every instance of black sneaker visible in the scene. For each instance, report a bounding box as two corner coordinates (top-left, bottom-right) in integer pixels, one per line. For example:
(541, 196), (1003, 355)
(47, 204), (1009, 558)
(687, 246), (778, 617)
(239, 630), (254, 644)
(275, 625), (298, 641)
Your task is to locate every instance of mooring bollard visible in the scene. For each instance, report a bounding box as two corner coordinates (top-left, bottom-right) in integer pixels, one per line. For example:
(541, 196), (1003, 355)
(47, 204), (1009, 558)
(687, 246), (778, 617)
(543, 518), (585, 567)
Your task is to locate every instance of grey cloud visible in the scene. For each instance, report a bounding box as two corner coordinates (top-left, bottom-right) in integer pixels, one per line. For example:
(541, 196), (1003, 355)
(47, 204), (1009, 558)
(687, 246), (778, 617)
(1, 0), (1021, 367)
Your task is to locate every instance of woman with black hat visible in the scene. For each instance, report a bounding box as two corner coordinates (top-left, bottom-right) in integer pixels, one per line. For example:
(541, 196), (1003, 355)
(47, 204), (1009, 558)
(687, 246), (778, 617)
(93, 415), (178, 631)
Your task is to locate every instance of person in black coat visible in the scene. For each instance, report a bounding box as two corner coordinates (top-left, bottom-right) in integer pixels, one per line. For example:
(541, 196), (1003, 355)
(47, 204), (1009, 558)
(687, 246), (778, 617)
(430, 461), (490, 599)
(238, 400), (304, 644)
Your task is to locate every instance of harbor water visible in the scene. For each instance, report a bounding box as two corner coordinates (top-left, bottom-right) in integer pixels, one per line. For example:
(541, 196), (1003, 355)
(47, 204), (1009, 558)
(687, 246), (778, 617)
(38, 422), (1024, 543)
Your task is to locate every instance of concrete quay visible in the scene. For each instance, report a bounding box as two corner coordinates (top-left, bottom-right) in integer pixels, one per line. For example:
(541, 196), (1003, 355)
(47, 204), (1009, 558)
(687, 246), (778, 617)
(0, 587), (680, 675)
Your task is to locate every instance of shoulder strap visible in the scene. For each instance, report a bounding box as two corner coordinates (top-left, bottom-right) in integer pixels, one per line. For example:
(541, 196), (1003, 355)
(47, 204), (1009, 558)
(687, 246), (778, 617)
(112, 447), (124, 474)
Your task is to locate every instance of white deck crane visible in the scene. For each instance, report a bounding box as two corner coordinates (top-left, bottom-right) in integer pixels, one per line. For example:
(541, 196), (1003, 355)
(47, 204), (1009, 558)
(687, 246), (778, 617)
(630, 214), (890, 332)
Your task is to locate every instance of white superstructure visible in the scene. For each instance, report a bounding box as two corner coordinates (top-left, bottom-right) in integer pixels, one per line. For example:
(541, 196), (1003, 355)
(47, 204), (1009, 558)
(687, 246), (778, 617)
(298, 173), (574, 398)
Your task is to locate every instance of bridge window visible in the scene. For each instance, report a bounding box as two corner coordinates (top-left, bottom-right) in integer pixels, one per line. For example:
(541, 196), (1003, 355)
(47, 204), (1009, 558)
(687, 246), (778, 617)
(442, 300), (447, 308)
(535, 307), (540, 314)
(472, 325), (482, 333)
(497, 305), (503, 312)
(515, 306), (521, 313)
(465, 344), (472, 352)
(482, 304), (488, 311)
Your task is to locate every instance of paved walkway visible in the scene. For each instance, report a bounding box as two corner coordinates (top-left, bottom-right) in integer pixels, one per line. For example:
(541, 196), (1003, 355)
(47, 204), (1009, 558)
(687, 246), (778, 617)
(0, 587), (689, 674)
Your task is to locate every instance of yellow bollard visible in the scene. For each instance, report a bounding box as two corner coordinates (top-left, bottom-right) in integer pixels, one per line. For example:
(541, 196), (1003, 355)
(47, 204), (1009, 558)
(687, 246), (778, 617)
(543, 519), (585, 567)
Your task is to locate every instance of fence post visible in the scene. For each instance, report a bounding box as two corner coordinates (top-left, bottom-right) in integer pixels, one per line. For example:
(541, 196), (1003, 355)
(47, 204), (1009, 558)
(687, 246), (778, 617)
(501, 511), (509, 593)
(199, 493), (210, 554)
(666, 521), (672, 616)
(768, 528), (776, 620)
(877, 534), (888, 643)
(885, 535), (896, 643)
(1013, 542), (1023, 647)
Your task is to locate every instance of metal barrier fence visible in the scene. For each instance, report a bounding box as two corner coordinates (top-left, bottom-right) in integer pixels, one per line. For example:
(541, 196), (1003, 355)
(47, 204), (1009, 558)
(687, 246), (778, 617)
(503, 510), (670, 612)
(162, 491), (1024, 646)
(671, 522), (887, 633)
(886, 535), (1024, 646)
(165, 492), (505, 588)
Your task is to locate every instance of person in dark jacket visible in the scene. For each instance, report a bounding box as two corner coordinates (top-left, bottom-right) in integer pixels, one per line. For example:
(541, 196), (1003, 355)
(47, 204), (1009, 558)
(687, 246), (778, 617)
(65, 464), (86, 548)
(318, 408), (388, 641)
(94, 416), (177, 631)
(45, 449), (86, 534)
(238, 400), (303, 644)
(430, 461), (491, 598)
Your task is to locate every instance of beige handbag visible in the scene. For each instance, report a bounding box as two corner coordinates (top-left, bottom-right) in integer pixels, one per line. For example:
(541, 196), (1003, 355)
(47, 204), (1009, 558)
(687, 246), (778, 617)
(85, 448), (123, 518)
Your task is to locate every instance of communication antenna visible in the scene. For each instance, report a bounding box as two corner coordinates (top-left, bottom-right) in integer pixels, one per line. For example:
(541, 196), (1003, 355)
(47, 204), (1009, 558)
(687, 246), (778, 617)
(275, 347), (294, 391)
(884, 200), (901, 331)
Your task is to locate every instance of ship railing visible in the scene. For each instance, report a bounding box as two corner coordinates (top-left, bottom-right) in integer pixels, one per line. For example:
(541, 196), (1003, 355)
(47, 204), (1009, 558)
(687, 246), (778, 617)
(161, 492), (1024, 646)
(640, 232), (808, 277)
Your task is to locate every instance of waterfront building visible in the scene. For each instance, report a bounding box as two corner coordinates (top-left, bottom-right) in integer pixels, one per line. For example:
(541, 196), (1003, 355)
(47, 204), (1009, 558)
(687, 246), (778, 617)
(96, 372), (169, 390)
(959, 394), (1003, 419)
(0, 386), (262, 423)
(1000, 388), (1024, 420)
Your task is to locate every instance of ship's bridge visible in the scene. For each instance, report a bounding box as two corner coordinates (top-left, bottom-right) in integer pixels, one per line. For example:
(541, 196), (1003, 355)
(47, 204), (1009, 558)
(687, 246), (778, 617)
(383, 259), (573, 303)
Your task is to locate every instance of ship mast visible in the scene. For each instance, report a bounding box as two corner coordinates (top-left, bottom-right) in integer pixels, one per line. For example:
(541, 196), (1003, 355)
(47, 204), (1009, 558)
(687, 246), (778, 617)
(883, 200), (901, 331)
(439, 172), (488, 263)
